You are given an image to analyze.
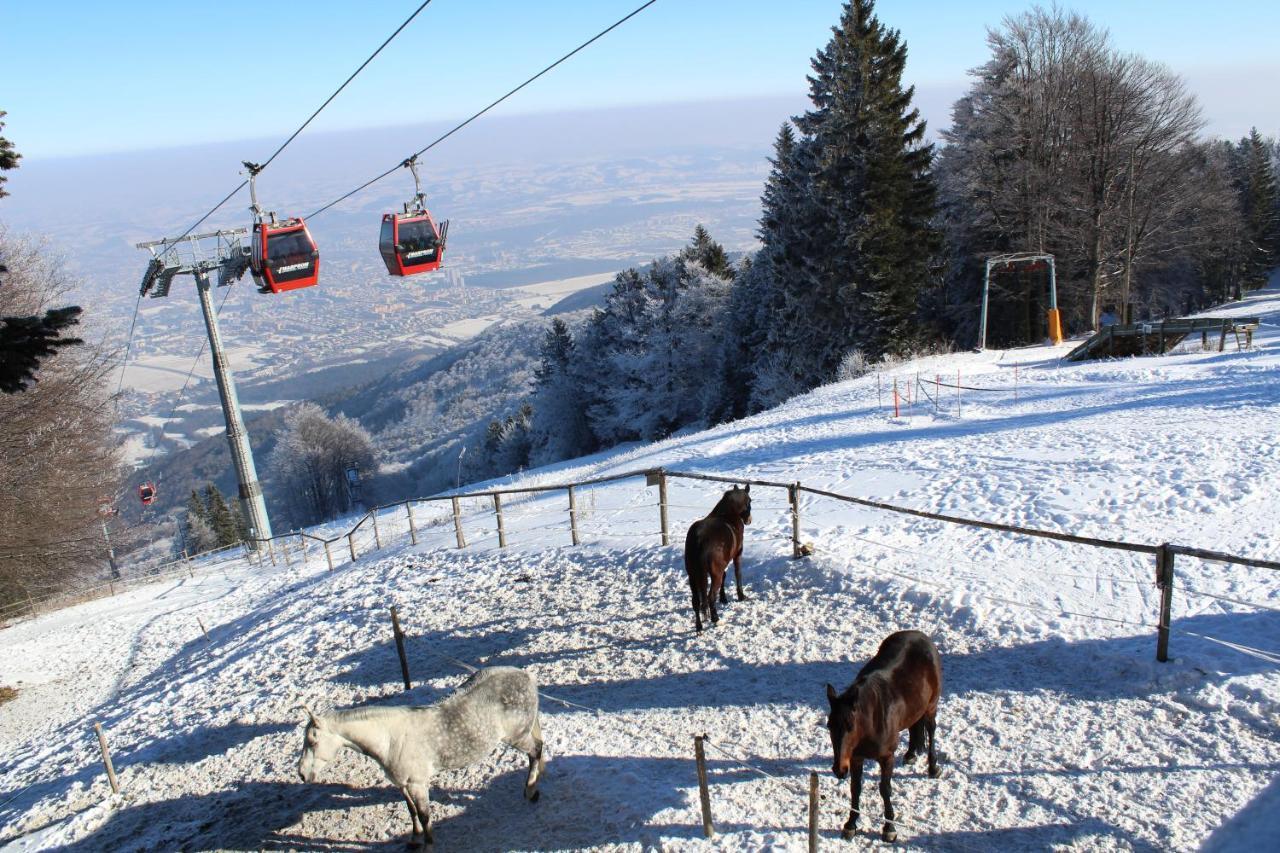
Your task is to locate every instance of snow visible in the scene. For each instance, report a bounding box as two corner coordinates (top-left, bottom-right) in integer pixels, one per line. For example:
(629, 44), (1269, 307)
(2, 286), (1279, 851)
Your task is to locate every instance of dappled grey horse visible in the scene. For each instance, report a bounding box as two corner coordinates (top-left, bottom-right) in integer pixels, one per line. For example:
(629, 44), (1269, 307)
(298, 666), (547, 848)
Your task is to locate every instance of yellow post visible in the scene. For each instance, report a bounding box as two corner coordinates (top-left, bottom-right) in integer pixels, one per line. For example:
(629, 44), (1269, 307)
(1047, 308), (1065, 345)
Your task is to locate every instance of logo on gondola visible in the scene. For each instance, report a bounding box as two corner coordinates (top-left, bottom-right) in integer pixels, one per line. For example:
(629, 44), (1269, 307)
(277, 262), (311, 273)
(404, 250), (436, 259)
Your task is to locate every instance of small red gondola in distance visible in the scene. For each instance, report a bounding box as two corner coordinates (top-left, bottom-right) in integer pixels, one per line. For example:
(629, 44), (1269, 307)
(139, 482), (157, 506)
(380, 156), (448, 277)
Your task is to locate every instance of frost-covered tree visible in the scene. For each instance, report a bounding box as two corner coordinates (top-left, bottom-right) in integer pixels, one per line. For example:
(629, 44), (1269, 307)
(182, 489), (219, 554)
(528, 318), (594, 465)
(268, 403), (377, 526)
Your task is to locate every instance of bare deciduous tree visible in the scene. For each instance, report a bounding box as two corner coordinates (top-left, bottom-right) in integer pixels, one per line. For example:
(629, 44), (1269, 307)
(0, 234), (121, 611)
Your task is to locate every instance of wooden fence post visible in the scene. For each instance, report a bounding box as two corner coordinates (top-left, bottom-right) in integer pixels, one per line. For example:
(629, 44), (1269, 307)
(372, 511), (382, 550)
(452, 497), (467, 549)
(94, 722), (120, 794)
(892, 378), (899, 418)
(323, 540), (334, 572)
(299, 535), (309, 564)
(390, 606), (412, 691)
(694, 735), (714, 838)
(1156, 543), (1175, 662)
(567, 486), (580, 546)
(348, 532), (357, 563)
(658, 471), (670, 546)
(956, 370), (962, 417)
(494, 494), (506, 549)
(790, 483), (802, 559)
(197, 617), (211, 644)
(808, 771), (820, 853)
(267, 540), (278, 566)
(281, 538), (293, 569)
(406, 502), (418, 545)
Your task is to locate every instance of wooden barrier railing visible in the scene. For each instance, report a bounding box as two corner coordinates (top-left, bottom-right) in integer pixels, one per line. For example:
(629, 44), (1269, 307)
(12, 466), (1275, 664)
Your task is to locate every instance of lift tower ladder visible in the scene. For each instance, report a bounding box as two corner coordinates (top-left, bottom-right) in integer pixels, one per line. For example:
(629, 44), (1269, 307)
(134, 228), (272, 544)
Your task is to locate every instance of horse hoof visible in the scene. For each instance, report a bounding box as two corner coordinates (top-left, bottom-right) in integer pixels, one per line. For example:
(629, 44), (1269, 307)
(840, 827), (856, 841)
(737, 594), (747, 601)
(883, 827), (898, 843)
(929, 764), (944, 779)
(527, 788), (540, 802)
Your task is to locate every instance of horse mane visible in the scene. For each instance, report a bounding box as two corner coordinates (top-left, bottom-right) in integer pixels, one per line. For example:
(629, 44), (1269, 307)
(323, 704), (429, 724)
(710, 487), (748, 518)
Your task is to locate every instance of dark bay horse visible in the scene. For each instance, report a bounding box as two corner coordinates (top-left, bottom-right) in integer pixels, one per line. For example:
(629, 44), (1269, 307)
(683, 485), (751, 632)
(825, 630), (942, 842)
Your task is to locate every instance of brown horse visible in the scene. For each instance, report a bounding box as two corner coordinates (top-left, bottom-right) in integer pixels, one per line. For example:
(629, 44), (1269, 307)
(825, 630), (942, 842)
(683, 485), (751, 632)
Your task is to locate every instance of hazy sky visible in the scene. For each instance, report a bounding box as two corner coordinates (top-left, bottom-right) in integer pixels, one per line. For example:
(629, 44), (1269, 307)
(3, 0), (1277, 160)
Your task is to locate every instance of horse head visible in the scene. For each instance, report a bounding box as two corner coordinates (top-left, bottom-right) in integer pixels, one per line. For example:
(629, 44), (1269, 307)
(718, 484), (752, 525)
(825, 682), (861, 779)
(298, 708), (341, 783)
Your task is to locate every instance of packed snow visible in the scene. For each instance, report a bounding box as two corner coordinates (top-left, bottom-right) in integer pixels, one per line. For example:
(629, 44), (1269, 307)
(2, 286), (1278, 851)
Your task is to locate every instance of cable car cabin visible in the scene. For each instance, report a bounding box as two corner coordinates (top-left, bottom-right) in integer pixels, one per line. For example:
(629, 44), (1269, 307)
(138, 482), (157, 506)
(379, 210), (447, 277)
(250, 217), (320, 294)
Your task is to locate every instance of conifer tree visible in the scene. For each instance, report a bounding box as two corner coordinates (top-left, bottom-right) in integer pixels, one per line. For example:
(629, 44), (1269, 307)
(183, 488), (218, 554)
(1237, 128), (1279, 291)
(752, 0), (939, 399)
(0, 111), (18, 199)
(202, 484), (241, 547)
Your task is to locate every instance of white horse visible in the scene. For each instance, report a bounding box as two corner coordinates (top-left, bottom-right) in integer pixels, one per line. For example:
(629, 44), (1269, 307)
(298, 666), (547, 848)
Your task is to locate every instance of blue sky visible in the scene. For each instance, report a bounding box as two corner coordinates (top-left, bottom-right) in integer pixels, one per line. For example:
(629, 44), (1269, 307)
(3, 0), (1278, 159)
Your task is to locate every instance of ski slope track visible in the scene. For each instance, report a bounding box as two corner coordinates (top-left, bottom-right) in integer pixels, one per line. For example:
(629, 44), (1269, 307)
(3, 282), (1280, 851)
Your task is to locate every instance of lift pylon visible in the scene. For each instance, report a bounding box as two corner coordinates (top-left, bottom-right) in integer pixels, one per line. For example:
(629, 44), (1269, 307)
(134, 229), (272, 545)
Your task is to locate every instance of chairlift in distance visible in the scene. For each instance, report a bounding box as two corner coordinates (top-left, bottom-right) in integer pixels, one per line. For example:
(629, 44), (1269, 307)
(380, 157), (448, 277)
(244, 162), (320, 294)
(138, 482), (157, 506)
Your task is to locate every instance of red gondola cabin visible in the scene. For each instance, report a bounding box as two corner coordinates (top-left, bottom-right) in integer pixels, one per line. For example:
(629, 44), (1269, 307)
(380, 210), (447, 277)
(250, 215), (320, 294)
(139, 482), (157, 506)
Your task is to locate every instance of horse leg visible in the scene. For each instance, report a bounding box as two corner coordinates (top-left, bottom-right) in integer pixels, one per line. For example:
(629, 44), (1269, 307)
(688, 568), (703, 633)
(903, 720), (926, 766)
(511, 714), (547, 801)
(840, 761), (864, 840)
(708, 565), (724, 624)
(733, 550), (746, 601)
(405, 782), (433, 847)
(878, 756), (897, 843)
(400, 786), (424, 844)
(925, 714), (941, 779)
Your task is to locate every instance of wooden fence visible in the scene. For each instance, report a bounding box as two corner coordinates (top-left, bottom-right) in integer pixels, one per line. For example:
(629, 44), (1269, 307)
(240, 466), (1279, 664)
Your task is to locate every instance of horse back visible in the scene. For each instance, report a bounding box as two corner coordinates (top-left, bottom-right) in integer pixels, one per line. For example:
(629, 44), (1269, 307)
(855, 631), (942, 725)
(685, 516), (736, 565)
(432, 667), (540, 770)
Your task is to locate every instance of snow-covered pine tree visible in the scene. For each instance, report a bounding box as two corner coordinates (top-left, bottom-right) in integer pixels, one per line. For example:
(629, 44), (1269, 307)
(183, 488), (218, 554)
(529, 318), (595, 465)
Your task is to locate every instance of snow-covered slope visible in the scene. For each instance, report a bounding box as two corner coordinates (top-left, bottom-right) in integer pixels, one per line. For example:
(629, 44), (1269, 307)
(2, 286), (1278, 851)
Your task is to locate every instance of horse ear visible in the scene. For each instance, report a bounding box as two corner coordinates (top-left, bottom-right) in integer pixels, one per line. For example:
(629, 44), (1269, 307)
(825, 683), (838, 705)
(745, 484), (750, 494)
(302, 704), (319, 726)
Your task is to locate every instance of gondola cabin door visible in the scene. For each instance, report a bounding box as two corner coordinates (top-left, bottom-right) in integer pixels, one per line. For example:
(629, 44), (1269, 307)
(380, 211), (446, 276)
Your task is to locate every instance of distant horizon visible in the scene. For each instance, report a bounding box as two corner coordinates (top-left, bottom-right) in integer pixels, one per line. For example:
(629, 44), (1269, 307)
(4, 1), (1278, 161)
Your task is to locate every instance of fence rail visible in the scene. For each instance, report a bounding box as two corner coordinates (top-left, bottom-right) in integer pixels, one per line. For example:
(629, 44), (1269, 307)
(9, 466), (1276, 663)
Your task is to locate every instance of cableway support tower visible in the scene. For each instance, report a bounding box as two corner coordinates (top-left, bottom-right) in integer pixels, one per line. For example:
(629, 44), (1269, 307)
(135, 229), (273, 545)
